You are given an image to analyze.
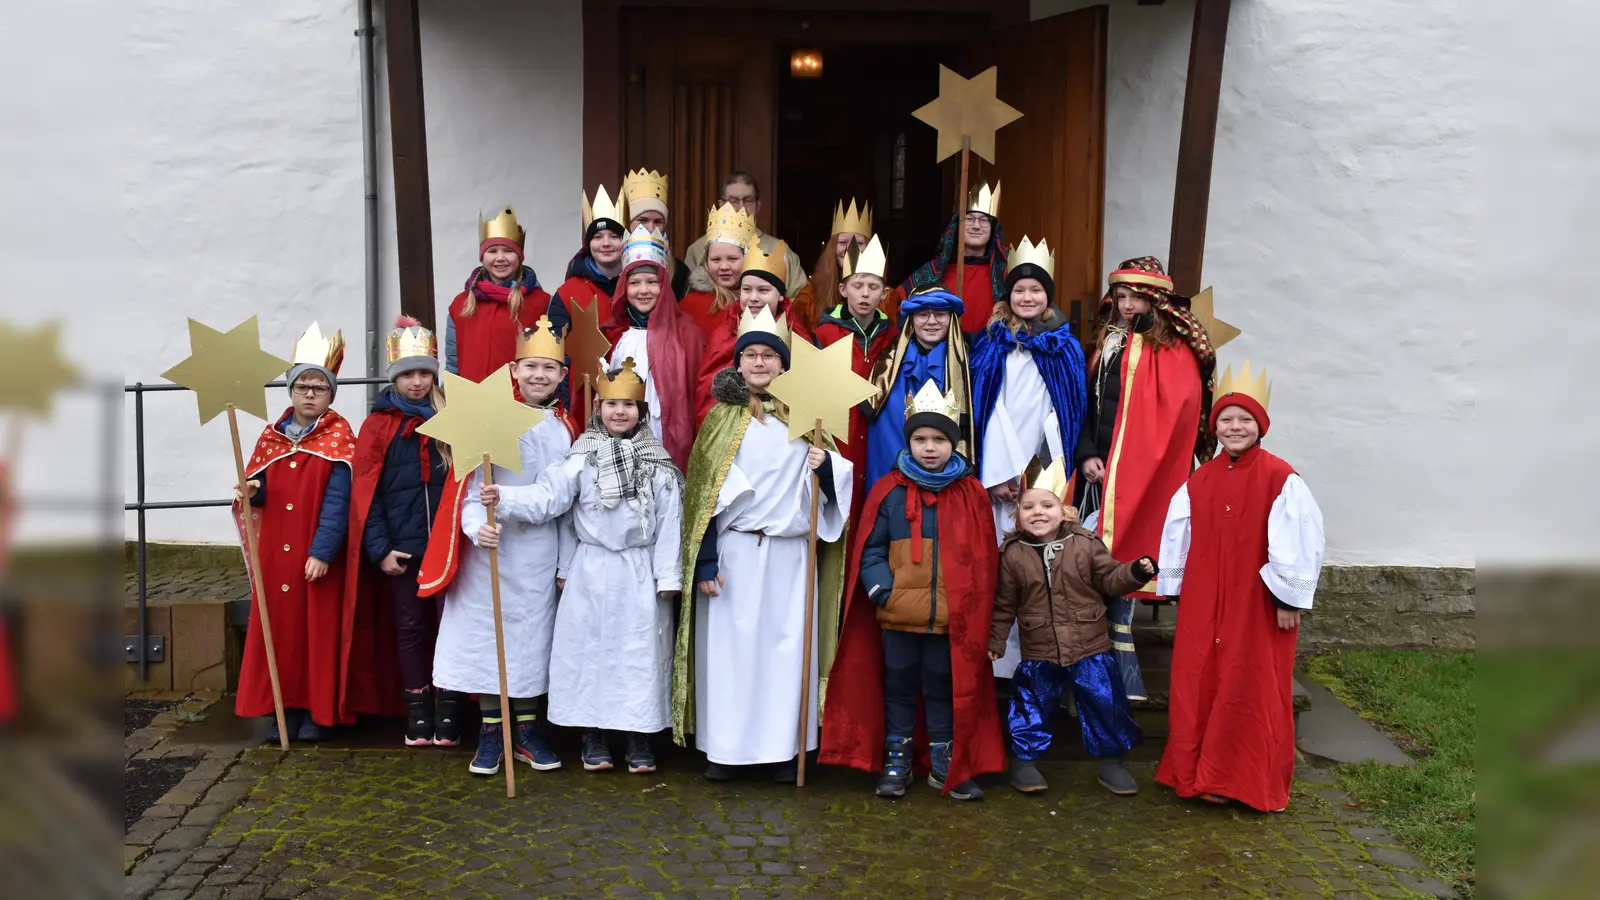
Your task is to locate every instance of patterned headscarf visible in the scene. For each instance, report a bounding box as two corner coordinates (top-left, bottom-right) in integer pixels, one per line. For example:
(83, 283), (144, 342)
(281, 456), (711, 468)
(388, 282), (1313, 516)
(1103, 256), (1217, 461)
(898, 213), (1009, 301)
(569, 403), (682, 522)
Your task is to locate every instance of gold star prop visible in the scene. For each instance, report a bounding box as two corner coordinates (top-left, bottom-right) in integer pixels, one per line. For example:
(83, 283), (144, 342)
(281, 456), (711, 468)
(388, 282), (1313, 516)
(912, 65), (1023, 164)
(768, 335), (881, 443)
(418, 365), (544, 478)
(563, 299), (613, 392)
(0, 319), (80, 416)
(161, 317), (293, 424)
(1189, 287), (1241, 349)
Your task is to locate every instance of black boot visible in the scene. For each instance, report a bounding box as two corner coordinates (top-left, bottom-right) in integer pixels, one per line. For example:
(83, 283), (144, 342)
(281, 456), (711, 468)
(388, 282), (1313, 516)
(875, 736), (913, 798)
(1097, 755), (1138, 795)
(1009, 755), (1049, 793)
(404, 687), (433, 747)
(432, 690), (465, 747)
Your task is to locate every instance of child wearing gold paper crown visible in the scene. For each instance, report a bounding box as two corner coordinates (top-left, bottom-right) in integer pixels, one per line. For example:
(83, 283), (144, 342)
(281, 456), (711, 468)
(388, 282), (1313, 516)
(418, 316), (580, 777)
(488, 361), (684, 775)
(232, 324), (356, 744)
(989, 459), (1155, 796)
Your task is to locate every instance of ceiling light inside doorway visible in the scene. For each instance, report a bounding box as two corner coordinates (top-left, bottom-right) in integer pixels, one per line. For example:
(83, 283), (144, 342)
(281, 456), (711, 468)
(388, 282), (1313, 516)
(790, 49), (823, 79)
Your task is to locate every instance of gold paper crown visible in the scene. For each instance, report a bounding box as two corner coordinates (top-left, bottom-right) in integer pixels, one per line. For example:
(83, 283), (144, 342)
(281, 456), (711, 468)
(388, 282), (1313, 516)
(292, 322), (345, 374)
(622, 169), (669, 210)
(581, 186), (628, 232)
(1025, 457), (1071, 503)
(741, 238), (790, 283)
(515, 314), (565, 362)
(830, 198), (872, 237)
(480, 206), (525, 247)
(1006, 236), (1056, 281)
(967, 181), (1001, 217)
(1214, 361), (1272, 412)
(840, 234), (889, 281)
(595, 358), (648, 402)
(621, 224), (670, 269)
(736, 304), (793, 346)
(386, 318), (436, 365)
(904, 379), (960, 425)
(705, 202), (759, 250)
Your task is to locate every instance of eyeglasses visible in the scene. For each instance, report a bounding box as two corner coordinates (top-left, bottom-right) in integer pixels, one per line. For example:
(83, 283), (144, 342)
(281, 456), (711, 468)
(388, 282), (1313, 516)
(722, 197), (759, 210)
(740, 350), (781, 363)
(291, 384), (331, 398)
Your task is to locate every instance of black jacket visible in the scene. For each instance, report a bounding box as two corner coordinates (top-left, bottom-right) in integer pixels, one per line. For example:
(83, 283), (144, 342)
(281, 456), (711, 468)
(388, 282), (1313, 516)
(361, 390), (449, 564)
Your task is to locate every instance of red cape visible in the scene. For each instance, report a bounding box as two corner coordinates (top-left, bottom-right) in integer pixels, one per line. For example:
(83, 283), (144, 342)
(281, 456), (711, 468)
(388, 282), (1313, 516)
(1093, 337), (1202, 597)
(692, 298), (814, 426)
(819, 470), (1006, 792)
(234, 411), (356, 727)
(447, 287), (554, 382)
(1156, 446), (1299, 812)
(340, 408), (421, 718)
(811, 318), (898, 522)
(416, 403), (580, 598)
(604, 260), (706, 470)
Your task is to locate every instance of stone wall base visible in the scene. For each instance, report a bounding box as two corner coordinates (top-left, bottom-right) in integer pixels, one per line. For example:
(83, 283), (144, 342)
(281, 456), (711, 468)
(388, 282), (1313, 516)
(1303, 565), (1474, 650)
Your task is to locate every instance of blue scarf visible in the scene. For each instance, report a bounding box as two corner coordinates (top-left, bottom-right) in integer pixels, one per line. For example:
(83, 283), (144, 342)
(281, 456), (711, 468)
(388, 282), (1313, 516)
(969, 319), (1088, 466)
(866, 339), (948, 488)
(895, 449), (969, 491)
(388, 392), (436, 420)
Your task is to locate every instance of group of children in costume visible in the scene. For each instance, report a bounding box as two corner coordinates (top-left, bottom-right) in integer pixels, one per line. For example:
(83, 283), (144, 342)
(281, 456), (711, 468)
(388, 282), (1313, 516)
(232, 172), (1325, 814)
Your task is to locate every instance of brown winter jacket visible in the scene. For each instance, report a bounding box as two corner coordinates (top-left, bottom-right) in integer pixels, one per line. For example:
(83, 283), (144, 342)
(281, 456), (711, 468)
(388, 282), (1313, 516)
(990, 524), (1150, 667)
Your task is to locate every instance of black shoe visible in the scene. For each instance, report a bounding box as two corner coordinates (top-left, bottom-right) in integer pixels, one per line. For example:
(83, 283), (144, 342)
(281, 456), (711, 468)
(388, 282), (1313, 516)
(625, 734), (656, 774)
(703, 761), (738, 781)
(1009, 756), (1049, 793)
(263, 709), (306, 745)
(433, 690), (465, 747)
(581, 730), (613, 772)
(296, 715), (332, 742)
(404, 688), (433, 747)
(772, 757), (799, 784)
(875, 736), (913, 798)
(1097, 756), (1138, 796)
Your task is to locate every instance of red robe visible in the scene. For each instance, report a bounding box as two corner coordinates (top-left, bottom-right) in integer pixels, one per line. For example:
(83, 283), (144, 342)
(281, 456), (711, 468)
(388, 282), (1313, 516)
(554, 274), (617, 330)
(1156, 445), (1300, 812)
(819, 471), (1006, 793)
(416, 403), (581, 598)
(603, 261), (706, 470)
(234, 411), (356, 727)
(447, 287), (553, 382)
(811, 315), (898, 521)
(677, 291), (725, 337)
(1094, 337), (1203, 597)
(340, 410), (423, 719)
(692, 299), (815, 426)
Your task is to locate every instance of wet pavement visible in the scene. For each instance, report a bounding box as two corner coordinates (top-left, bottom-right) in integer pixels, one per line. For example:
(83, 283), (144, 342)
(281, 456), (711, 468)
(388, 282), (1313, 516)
(124, 704), (1458, 899)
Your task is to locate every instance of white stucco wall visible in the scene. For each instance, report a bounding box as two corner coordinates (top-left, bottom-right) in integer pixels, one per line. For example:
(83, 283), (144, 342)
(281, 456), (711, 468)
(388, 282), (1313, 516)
(0, 0), (580, 545)
(1033, 0), (1475, 567)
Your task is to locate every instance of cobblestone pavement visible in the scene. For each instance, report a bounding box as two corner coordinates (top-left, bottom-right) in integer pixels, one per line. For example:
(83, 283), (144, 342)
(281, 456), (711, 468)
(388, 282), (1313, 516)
(124, 739), (1458, 900)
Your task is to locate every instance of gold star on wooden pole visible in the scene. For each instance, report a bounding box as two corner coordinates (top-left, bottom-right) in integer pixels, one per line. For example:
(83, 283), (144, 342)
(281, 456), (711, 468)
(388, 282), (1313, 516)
(161, 315), (296, 749)
(767, 336), (882, 444)
(912, 65), (1023, 164)
(414, 364), (544, 798)
(0, 319), (80, 417)
(161, 317), (293, 424)
(1189, 287), (1241, 348)
(563, 300), (613, 422)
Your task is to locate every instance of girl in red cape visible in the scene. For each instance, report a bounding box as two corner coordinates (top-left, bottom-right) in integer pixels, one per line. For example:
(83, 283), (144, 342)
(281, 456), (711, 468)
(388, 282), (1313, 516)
(603, 226), (705, 470)
(819, 388), (1005, 799)
(1155, 364), (1325, 812)
(692, 239), (813, 426)
(445, 206), (552, 381)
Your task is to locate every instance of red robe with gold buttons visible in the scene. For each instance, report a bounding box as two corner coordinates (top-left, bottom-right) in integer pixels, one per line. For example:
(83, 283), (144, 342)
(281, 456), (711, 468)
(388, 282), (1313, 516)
(233, 411), (356, 727)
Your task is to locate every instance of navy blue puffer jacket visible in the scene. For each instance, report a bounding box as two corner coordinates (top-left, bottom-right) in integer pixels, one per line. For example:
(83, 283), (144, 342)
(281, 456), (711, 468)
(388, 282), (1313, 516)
(362, 389), (449, 566)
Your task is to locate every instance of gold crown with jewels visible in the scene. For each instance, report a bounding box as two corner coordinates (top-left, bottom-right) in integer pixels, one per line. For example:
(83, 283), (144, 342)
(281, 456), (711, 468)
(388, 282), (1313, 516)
(515, 315), (565, 362)
(705, 203), (758, 250)
(385, 317), (435, 366)
(904, 379), (959, 425)
(480, 206), (525, 247)
(1006, 236), (1056, 281)
(622, 169), (668, 211)
(740, 238), (790, 283)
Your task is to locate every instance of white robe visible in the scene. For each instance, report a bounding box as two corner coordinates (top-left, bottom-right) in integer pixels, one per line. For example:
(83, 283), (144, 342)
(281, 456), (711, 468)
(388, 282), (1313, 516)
(609, 329), (664, 446)
(1156, 475), (1326, 609)
(694, 414), (852, 766)
(432, 415), (575, 697)
(978, 345), (1063, 679)
(505, 454), (683, 733)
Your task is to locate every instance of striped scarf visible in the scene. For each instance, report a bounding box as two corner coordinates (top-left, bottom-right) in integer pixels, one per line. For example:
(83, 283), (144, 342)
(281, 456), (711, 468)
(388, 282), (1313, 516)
(568, 413), (682, 521)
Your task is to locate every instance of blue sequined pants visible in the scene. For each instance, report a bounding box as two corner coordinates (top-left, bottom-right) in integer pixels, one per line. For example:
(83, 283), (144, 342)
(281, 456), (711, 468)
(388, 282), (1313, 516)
(1007, 653), (1142, 760)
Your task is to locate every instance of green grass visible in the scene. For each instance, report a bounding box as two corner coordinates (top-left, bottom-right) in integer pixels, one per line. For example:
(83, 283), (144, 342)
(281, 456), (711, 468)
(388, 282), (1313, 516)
(1304, 649), (1475, 896)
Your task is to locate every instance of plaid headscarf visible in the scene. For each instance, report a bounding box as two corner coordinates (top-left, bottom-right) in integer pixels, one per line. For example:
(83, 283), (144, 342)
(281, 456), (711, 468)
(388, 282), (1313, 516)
(1103, 256), (1218, 461)
(898, 213), (1009, 301)
(568, 404), (683, 521)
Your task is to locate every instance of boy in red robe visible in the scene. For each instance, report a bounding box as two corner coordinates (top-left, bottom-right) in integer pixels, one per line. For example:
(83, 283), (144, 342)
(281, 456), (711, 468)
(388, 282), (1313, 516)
(1156, 362), (1325, 812)
(234, 325), (356, 743)
(889, 182), (1007, 335)
(820, 381), (1005, 800)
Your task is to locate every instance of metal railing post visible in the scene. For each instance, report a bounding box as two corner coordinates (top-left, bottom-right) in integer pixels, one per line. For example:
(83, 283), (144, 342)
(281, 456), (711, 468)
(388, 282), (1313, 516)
(135, 383), (148, 682)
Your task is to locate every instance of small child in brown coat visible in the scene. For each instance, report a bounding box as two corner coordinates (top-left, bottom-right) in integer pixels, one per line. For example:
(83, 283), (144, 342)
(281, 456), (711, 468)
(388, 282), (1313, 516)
(989, 461), (1156, 795)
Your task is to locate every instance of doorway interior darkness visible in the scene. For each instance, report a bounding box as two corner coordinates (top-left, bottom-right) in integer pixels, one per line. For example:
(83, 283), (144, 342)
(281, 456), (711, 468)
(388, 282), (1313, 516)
(775, 42), (952, 286)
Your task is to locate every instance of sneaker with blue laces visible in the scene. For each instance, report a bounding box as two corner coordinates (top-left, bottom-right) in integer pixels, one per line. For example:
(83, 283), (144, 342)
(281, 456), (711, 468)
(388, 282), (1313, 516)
(469, 722), (504, 775)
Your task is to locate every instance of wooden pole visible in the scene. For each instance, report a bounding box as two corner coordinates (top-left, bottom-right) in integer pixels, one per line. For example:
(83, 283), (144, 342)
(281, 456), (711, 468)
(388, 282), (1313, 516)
(583, 374), (594, 425)
(953, 135), (971, 305)
(382, 0), (437, 328)
(227, 404), (289, 751)
(481, 453), (517, 798)
(1168, 0), (1233, 297)
(794, 418), (824, 788)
